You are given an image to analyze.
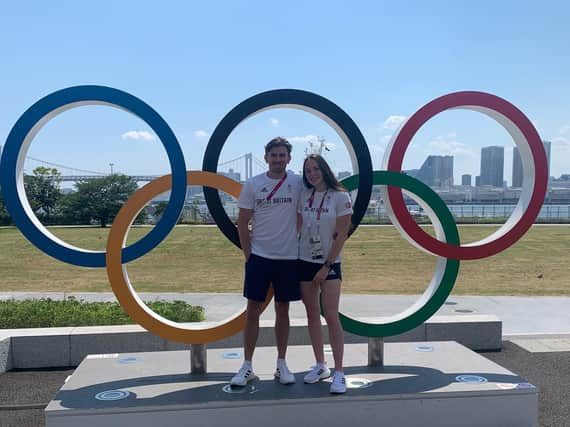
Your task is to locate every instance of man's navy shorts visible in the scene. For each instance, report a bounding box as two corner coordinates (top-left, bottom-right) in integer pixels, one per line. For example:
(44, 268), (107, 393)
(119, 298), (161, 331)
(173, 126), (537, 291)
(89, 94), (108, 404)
(244, 254), (301, 302)
(298, 260), (342, 282)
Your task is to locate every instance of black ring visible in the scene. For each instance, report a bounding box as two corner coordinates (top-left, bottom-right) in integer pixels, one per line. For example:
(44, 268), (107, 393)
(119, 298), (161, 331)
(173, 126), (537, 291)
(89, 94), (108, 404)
(202, 89), (373, 248)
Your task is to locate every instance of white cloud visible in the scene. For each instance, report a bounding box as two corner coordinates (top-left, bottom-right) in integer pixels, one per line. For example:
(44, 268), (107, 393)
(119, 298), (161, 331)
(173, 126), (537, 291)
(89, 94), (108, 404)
(427, 136), (476, 157)
(559, 125), (570, 135)
(270, 118), (279, 127)
(193, 130), (209, 138)
(382, 115), (407, 130)
(121, 130), (156, 141)
(552, 136), (570, 146)
(288, 134), (320, 144)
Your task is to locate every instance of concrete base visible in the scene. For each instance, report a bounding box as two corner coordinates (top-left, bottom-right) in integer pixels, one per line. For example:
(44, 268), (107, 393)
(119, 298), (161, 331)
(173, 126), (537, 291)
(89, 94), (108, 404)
(1, 314), (501, 372)
(45, 342), (537, 427)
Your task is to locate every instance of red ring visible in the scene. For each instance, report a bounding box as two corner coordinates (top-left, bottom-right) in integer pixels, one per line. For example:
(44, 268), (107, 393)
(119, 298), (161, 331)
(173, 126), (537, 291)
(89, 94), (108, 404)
(386, 91), (548, 260)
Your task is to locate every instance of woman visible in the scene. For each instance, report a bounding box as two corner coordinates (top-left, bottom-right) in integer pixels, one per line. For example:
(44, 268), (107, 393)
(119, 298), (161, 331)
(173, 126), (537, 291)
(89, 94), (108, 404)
(298, 154), (352, 394)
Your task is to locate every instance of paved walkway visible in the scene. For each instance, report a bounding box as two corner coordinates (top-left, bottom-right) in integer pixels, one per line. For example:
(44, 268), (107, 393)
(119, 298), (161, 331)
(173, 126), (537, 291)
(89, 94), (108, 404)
(2, 292), (570, 336)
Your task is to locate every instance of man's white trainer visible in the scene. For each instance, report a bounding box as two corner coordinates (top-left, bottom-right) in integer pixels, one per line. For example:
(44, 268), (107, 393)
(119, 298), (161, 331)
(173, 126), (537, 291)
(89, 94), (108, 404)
(230, 364), (257, 387)
(303, 364), (331, 384)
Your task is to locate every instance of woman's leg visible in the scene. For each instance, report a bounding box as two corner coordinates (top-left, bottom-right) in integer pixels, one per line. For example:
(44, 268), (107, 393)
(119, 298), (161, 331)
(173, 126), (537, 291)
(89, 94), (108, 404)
(301, 280), (325, 364)
(321, 279), (343, 371)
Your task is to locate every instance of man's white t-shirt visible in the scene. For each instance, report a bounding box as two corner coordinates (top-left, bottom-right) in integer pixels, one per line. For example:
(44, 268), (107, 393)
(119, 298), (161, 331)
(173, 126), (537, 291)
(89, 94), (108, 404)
(298, 188), (353, 264)
(238, 172), (302, 260)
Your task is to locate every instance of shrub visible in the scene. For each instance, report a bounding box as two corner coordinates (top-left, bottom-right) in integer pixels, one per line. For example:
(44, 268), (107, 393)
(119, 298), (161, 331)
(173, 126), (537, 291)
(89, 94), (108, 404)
(0, 297), (204, 329)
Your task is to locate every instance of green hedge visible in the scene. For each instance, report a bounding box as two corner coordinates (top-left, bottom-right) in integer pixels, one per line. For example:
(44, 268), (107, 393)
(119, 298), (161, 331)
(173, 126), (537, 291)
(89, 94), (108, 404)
(0, 297), (204, 329)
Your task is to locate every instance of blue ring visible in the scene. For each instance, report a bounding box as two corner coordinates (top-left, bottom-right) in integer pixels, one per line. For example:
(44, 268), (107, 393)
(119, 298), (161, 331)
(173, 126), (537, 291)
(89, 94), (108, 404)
(0, 85), (186, 267)
(202, 89), (373, 248)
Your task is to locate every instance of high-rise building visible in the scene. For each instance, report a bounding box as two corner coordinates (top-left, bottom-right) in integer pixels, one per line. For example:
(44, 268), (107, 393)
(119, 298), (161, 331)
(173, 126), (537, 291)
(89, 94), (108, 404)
(480, 146), (504, 187)
(220, 168), (241, 182)
(337, 171), (351, 180)
(416, 155), (454, 188)
(461, 174), (472, 186)
(542, 140), (552, 178)
(512, 147), (523, 188)
(512, 140), (551, 187)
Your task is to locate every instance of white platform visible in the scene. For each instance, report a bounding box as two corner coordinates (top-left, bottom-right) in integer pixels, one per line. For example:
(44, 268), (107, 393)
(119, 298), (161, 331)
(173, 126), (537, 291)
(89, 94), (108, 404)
(45, 342), (538, 427)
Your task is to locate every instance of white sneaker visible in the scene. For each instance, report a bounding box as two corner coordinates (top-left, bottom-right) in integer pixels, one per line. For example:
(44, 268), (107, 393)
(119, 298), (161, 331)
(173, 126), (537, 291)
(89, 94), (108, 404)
(274, 361), (296, 384)
(304, 364), (331, 384)
(230, 364), (257, 387)
(330, 371), (347, 394)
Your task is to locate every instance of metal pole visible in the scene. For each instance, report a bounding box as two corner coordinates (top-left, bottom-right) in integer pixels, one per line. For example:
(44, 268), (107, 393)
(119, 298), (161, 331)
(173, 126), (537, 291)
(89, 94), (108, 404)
(368, 337), (384, 367)
(190, 343), (207, 374)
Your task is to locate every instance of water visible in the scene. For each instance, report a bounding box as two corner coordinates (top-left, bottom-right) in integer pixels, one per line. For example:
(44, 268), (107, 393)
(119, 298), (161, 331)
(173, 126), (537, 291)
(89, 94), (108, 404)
(375, 204), (570, 220)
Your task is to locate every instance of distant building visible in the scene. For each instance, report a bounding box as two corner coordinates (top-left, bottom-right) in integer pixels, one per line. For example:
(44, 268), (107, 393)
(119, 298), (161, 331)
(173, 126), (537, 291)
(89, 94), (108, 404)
(480, 146), (504, 187)
(220, 168), (241, 182)
(461, 174), (472, 186)
(416, 155), (454, 188)
(403, 169), (419, 178)
(475, 176), (481, 187)
(337, 171), (351, 180)
(512, 147), (523, 188)
(513, 140), (551, 188)
(543, 140), (552, 177)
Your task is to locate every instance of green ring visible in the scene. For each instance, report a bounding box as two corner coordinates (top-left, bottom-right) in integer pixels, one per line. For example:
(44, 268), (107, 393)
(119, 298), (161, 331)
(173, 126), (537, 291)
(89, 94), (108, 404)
(326, 170), (460, 337)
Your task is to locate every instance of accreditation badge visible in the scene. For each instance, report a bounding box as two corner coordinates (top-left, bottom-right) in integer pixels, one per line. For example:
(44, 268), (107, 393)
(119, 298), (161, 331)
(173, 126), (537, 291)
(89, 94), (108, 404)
(308, 223), (324, 260)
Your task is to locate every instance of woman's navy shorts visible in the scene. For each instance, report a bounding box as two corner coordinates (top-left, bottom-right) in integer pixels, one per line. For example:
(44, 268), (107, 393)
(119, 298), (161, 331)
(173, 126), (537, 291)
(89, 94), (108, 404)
(298, 260), (342, 282)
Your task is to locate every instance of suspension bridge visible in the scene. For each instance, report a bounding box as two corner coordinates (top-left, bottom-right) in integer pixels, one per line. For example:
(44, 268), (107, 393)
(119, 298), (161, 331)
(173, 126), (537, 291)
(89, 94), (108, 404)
(16, 152), (267, 183)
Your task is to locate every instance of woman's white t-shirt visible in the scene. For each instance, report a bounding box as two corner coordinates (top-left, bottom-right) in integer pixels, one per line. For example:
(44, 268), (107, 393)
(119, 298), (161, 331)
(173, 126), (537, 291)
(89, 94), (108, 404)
(298, 187), (353, 264)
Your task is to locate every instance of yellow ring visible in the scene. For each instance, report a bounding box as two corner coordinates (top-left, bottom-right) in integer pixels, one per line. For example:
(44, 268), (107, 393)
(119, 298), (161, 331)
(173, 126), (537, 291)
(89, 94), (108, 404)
(106, 170), (273, 344)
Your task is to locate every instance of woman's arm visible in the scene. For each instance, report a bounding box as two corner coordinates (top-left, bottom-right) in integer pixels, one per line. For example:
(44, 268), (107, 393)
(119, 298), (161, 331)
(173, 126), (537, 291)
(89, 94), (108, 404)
(312, 213), (351, 285)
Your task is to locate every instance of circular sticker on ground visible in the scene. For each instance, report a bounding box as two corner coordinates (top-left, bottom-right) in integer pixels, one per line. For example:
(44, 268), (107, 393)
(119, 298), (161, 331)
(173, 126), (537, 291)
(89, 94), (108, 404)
(95, 390), (130, 401)
(221, 351), (242, 359)
(496, 383), (518, 390)
(416, 345), (435, 352)
(222, 384), (258, 394)
(516, 383), (536, 389)
(346, 377), (373, 389)
(118, 357), (142, 364)
(456, 375), (488, 384)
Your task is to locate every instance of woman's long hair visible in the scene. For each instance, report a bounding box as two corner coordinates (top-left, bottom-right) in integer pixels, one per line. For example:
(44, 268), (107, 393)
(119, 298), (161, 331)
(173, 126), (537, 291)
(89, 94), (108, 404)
(302, 154), (346, 192)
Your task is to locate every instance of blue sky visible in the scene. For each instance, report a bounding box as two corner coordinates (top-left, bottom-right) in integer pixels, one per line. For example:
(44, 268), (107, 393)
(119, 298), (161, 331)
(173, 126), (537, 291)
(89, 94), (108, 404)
(1, 0), (569, 186)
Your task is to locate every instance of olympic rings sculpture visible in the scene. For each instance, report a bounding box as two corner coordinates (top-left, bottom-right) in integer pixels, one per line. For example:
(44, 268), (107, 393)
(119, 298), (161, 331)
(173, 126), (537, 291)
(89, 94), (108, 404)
(0, 86), (548, 343)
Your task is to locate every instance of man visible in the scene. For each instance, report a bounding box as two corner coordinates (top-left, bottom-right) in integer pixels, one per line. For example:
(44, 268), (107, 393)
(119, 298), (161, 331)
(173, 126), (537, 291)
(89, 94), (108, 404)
(230, 137), (302, 386)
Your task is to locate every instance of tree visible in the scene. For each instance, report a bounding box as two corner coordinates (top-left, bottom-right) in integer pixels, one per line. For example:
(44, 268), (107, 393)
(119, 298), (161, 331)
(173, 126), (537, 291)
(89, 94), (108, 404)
(0, 185), (12, 225)
(152, 201), (169, 221)
(61, 174), (138, 227)
(24, 167), (62, 219)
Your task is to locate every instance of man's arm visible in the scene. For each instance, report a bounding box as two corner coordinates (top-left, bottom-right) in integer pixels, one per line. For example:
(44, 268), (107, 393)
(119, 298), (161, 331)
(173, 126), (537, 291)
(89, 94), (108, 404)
(237, 208), (253, 260)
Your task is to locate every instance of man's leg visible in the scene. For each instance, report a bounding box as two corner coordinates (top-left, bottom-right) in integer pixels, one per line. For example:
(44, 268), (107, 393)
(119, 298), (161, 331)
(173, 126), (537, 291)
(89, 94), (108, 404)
(244, 299), (264, 361)
(274, 300), (290, 359)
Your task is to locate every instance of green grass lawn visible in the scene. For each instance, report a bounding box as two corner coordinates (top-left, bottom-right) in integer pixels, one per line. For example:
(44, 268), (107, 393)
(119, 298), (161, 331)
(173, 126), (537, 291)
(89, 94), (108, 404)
(0, 224), (568, 295)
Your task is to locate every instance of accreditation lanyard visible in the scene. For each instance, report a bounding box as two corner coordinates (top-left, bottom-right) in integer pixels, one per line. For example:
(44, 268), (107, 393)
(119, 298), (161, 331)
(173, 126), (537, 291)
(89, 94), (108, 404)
(308, 189), (328, 221)
(266, 173), (287, 202)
